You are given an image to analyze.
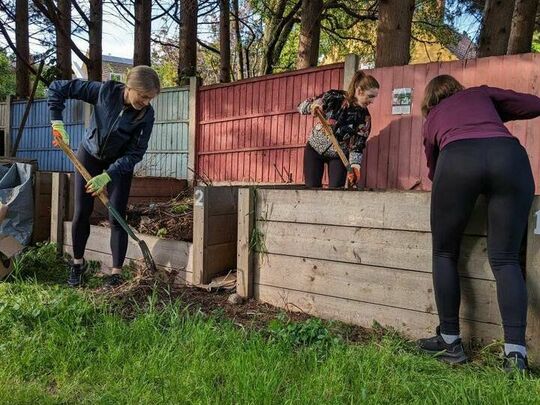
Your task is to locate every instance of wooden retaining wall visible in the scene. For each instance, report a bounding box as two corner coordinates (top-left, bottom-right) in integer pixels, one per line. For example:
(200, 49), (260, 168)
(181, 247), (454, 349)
(192, 186), (238, 285)
(63, 222), (193, 286)
(237, 188), (539, 363)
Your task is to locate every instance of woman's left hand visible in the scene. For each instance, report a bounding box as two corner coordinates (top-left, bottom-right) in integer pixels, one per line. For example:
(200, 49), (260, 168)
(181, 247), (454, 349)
(86, 172), (111, 196)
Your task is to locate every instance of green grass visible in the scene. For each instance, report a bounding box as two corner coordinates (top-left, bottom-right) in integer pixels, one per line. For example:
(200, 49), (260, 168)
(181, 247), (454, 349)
(0, 244), (539, 404)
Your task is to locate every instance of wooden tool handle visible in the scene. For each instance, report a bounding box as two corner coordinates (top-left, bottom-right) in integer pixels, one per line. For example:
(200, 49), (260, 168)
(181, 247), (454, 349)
(313, 108), (351, 170)
(54, 134), (110, 207)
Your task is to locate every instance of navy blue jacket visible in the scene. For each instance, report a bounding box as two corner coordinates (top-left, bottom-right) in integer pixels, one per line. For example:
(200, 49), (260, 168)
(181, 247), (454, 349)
(48, 79), (155, 181)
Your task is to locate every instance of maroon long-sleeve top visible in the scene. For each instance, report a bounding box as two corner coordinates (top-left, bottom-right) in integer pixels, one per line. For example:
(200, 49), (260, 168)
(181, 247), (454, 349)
(422, 85), (540, 180)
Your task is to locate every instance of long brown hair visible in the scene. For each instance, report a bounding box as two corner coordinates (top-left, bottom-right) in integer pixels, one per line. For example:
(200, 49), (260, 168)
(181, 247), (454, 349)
(346, 70), (379, 104)
(421, 75), (464, 117)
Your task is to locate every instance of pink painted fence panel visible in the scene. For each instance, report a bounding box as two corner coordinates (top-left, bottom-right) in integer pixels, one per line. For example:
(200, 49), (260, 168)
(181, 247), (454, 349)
(362, 53), (540, 193)
(197, 64), (344, 183)
(196, 54), (540, 193)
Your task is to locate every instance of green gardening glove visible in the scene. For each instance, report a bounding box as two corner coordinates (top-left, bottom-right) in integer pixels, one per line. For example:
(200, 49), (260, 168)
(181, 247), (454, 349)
(51, 120), (69, 146)
(86, 172), (111, 195)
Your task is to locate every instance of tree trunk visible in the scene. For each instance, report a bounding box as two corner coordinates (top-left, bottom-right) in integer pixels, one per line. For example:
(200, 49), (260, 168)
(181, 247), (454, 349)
(219, 0), (231, 83)
(478, 0), (516, 57)
(15, 0), (30, 97)
(296, 0), (323, 69)
(87, 0), (103, 81)
(375, 0), (415, 67)
(259, 0), (302, 75)
(57, 0), (72, 79)
(178, 0), (198, 85)
(507, 0), (539, 54)
(232, 0), (244, 80)
(134, 0), (152, 66)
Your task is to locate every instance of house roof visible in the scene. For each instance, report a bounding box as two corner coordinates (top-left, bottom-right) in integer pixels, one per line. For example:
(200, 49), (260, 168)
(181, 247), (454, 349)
(102, 55), (133, 65)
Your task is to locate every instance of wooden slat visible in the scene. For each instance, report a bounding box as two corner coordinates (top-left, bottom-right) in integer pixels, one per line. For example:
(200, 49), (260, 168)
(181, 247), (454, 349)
(63, 222), (193, 271)
(526, 196), (540, 363)
(205, 243), (236, 280)
(256, 285), (503, 343)
(256, 189), (487, 235)
(257, 221), (494, 281)
(206, 186), (238, 215)
(255, 253), (500, 324)
(237, 188), (254, 298)
(192, 186), (207, 285)
(63, 244), (193, 286)
(50, 172), (67, 252)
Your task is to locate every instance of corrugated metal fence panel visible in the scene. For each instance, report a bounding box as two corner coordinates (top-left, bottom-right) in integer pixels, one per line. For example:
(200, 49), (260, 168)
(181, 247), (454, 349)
(361, 53), (540, 193)
(197, 63), (345, 183)
(135, 86), (190, 179)
(10, 98), (85, 171)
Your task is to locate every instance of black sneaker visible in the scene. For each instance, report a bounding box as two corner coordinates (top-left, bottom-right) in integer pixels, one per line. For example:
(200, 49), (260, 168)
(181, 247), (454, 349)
(417, 326), (468, 364)
(104, 273), (124, 288)
(503, 352), (529, 373)
(67, 260), (87, 287)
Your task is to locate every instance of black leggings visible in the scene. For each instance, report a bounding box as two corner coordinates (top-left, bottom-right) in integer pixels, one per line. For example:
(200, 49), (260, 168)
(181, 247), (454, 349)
(431, 137), (534, 345)
(72, 146), (133, 268)
(303, 143), (347, 188)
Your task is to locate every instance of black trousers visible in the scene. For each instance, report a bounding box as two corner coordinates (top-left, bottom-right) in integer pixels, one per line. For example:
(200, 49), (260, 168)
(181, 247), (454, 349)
(431, 137), (534, 345)
(72, 146), (133, 268)
(303, 143), (347, 188)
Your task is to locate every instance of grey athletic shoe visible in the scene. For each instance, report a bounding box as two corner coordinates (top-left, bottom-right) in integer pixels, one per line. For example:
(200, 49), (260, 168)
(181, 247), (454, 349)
(417, 326), (468, 364)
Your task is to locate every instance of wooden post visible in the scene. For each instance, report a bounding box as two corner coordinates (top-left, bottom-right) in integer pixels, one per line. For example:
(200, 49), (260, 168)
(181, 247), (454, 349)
(237, 187), (254, 298)
(187, 76), (200, 184)
(4, 95), (12, 157)
(343, 54), (359, 90)
(526, 196), (540, 362)
(50, 172), (68, 253)
(192, 185), (207, 285)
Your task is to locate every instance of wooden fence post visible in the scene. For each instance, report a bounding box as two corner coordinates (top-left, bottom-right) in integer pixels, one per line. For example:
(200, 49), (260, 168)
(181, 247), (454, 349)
(50, 172), (68, 253)
(188, 76), (200, 184)
(237, 187), (254, 298)
(526, 196), (540, 362)
(192, 186), (207, 285)
(343, 54), (360, 90)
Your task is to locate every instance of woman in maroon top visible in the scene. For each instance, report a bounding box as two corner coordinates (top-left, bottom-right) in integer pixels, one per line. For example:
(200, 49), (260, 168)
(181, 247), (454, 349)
(417, 75), (540, 372)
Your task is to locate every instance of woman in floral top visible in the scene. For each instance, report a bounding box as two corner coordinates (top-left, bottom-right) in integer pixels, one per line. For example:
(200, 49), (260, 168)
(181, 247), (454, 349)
(298, 70), (379, 188)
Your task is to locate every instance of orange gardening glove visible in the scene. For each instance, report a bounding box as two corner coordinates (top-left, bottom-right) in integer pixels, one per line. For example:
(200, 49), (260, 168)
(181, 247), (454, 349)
(347, 165), (361, 187)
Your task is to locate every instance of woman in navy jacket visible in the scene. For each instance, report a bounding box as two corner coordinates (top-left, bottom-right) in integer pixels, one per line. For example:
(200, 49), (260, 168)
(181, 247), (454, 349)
(48, 65), (161, 287)
(418, 75), (540, 372)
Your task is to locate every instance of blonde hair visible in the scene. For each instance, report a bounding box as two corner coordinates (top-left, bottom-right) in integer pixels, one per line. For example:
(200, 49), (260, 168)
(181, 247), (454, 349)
(126, 65), (161, 94)
(421, 75), (464, 117)
(346, 70), (379, 104)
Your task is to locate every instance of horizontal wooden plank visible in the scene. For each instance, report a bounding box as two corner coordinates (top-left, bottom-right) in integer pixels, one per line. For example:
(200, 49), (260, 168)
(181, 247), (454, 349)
(255, 253), (500, 324)
(257, 221), (494, 281)
(129, 177), (188, 197)
(206, 213), (238, 246)
(64, 222), (193, 270)
(63, 244), (192, 285)
(256, 285), (506, 344)
(256, 189), (487, 236)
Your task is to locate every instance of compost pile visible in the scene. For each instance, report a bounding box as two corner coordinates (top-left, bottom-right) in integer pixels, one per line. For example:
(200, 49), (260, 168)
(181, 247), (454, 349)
(95, 187), (193, 242)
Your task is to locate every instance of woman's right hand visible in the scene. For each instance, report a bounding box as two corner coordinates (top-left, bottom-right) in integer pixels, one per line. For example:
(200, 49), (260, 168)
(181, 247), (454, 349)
(51, 120), (70, 147)
(310, 99), (323, 116)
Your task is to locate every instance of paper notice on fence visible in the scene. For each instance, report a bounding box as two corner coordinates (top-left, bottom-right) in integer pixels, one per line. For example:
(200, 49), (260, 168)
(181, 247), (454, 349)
(392, 88), (413, 115)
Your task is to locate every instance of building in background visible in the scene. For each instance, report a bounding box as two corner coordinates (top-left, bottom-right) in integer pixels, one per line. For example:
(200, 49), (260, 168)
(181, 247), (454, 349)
(73, 55), (133, 81)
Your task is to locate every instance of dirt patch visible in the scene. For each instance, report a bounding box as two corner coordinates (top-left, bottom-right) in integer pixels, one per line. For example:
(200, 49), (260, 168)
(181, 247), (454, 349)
(91, 187), (193, 242)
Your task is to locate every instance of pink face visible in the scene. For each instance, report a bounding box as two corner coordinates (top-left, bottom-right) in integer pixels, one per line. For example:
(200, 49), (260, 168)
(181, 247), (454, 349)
(355, 87), (379, 108)
(125, 87), (158, 110)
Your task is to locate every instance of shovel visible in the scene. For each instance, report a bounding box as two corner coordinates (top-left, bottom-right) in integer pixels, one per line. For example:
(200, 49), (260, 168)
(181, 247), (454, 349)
(53, 133), (157, 273)
(313, 107), (357, 189)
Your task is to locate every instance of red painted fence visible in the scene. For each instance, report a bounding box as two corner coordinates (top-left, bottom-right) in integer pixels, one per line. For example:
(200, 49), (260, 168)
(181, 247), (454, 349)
(196, 53), (540, 193)
(197, 63), (344, 183)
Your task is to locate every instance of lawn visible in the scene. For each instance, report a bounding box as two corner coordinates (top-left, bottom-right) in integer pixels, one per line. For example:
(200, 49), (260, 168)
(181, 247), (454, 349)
(0, 244), (539, 404)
